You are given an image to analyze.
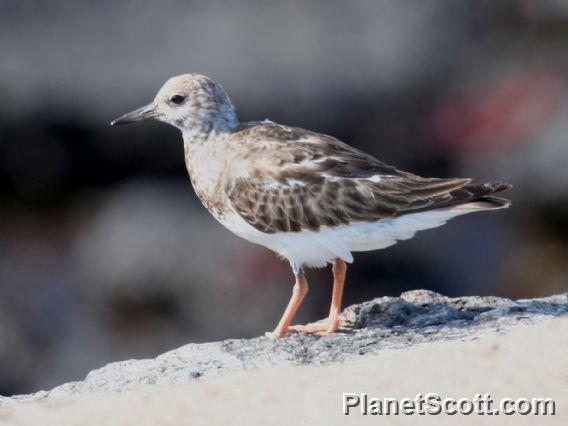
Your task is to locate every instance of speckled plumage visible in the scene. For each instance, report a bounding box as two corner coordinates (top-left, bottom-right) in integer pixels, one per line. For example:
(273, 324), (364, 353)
(222, 122), (510, 234)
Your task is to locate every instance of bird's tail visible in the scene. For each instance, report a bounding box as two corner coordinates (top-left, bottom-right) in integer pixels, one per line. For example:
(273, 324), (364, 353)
(451, 182), (512, 212)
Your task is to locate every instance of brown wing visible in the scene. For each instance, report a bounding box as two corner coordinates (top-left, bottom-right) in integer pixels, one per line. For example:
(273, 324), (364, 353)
(224, 123), (511, 234)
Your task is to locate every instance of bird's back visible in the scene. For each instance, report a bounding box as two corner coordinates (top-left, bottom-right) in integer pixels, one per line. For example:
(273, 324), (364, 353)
(222, 121), (511, 235)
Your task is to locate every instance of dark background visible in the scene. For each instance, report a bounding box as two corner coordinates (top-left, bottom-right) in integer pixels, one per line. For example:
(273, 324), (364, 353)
(1, 0), (567, 395)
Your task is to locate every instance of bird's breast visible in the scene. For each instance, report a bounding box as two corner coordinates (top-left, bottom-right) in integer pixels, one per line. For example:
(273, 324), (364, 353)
(184, 140), (229, 217)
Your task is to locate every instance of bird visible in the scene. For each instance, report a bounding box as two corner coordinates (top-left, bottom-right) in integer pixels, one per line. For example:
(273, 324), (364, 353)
(111, 73), (511, 339)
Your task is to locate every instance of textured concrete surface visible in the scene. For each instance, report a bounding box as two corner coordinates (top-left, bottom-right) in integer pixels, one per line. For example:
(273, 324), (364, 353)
(2, 289), (566, 405)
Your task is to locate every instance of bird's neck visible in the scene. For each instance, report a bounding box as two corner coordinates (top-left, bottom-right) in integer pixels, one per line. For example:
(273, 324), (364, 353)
(183, 128), (230, 214)
(182, 122), (236, 144)
(181, 103), (239, 143)
(181, 104), (239, 208)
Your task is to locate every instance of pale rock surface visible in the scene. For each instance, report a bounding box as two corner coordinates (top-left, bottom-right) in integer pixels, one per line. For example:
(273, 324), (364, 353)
(1, 289), (566, 406)
(2, 290), (568, 425)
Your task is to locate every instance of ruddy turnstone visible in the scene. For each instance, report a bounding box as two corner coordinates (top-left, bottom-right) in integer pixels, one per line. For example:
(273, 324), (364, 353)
(111, 74), (511, 339)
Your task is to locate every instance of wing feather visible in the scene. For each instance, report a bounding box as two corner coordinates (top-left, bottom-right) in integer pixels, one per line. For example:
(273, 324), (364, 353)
(224, 123), (511, 233)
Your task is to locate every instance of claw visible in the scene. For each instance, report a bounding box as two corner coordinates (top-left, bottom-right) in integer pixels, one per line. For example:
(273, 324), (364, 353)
(289, 317), (340, 335)
(264, 331), (281, 340)
(264, 328), (299, 340)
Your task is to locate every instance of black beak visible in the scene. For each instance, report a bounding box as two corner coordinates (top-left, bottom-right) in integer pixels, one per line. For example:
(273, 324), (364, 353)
(110, 103), (159, 126)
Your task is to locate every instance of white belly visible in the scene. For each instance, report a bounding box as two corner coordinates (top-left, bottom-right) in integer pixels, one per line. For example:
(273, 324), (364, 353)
(214, 205), (475, 271)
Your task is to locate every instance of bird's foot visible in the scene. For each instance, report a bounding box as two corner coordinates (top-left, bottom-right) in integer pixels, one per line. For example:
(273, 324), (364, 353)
(289, 316), (340, 335)
(265, 316), (343, 339)
(264, 330), (283, 340)
(264, 328), (298, 340)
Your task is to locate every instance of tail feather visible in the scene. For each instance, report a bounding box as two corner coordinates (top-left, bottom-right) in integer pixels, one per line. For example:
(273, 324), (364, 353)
(406, 180), (512, 214)
(463, 181), (512, 198)
(449, 182), (512, 212)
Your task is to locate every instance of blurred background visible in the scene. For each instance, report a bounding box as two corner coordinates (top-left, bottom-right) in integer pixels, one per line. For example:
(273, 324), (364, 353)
(1, 0), (567, 395)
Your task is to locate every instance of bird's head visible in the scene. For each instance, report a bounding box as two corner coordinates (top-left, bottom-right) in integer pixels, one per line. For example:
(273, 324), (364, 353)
(111, 74), (238, 135)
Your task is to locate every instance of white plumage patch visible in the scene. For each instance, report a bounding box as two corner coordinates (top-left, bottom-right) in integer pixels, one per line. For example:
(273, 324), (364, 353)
(215, 203), (485, 271)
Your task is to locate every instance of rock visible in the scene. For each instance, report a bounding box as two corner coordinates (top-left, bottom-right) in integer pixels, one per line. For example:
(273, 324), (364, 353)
(2, 290), (567, 405)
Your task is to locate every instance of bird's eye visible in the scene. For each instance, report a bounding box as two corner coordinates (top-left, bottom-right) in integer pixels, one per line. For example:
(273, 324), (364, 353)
(170, 94), (186, 105)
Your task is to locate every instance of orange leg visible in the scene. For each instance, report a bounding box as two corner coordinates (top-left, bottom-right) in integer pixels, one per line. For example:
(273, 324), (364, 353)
(265, 270), (309, 339)
(290, 259), (347, 335)
(327, 258), (347, 333)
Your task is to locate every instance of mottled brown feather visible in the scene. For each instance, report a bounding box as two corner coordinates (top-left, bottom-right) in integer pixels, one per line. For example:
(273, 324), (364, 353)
(224, 122), (511, 234)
